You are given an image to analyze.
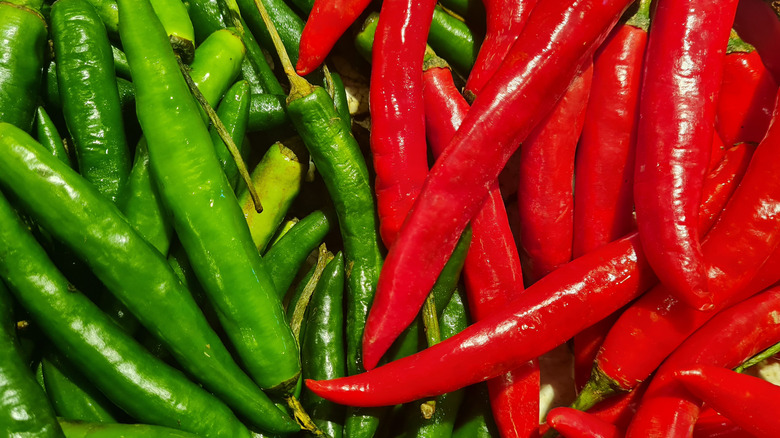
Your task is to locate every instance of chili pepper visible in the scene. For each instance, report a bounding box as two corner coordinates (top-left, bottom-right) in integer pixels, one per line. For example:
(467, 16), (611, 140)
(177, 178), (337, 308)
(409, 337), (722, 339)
(716, 32), (778, 147)
(248, 93), (289, 132)
(0, 123), (299, 434)
(422, 53), (537, 438)
(0, 2), (47, 132)
(708, 131), (727, 173)
(44, 60), (136, 114)
(361, 0), (634, 369)
(575, 91), (780, 411)
(697, 143), (756, 233)
(692, 408), (749, 438)
(734, 0), (780, 84)
(0, 194), (253, 438)
(269, 217), (299, 247)
(427, 5), (478, 76)
(301, 252), (346, 438)
(111, 44), (131, 80)
(571, 0), (649, 259)
(83, 0), (118, 36)
(370, 0), (436, 247)
(211, 80), (251, 191)
(633, 0), (739, 311)
(546, 408), (619, 438)
(264, 209), (333, 296)
(462, 0), (536, 101)
(150, 0), (196, 63)
(0, 282), (63, 438)
(240, 142), (304, 253)
(35, 106), (73, 169)
(52, 0), (132, 204)
(573, 312), (623, 393)
(625, 286), (780, 437)
(517, 65), (593, 283)
(353, 12), (378, 62)
(120, 0), (303, 402)
(675, 365), (780, 437)
(451, 384), (500, 438)
(296, 0), (372, 76)
(323, 69), (351, 125)
(188, 27), (247, 114)
(58, 421), (203, 438)
(41, 352), (120, 423)
(439, 0), (481, 20)
(235, 0), (304, 64)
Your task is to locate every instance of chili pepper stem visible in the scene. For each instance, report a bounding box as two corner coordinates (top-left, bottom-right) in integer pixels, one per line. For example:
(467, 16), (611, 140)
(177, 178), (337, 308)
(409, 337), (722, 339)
(290, 244), (332, 343)
(735, 340), (780, 373)
(286, 394), (330, 437)
(569, 367), (622, 412)
(175, 55), (263, 213)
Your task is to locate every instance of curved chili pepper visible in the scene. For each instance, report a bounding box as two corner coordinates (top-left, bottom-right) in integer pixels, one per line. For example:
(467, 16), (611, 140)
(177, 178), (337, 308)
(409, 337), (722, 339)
(693, 409), (748, 438)
(576, 93), (780, 410)
(716, 34), (778, 147)
(708, 131), (727, 172)
(633, 0), (739, 310)
(547, 407), (619, 438)
(517, 65), (593, 283)
(422, 55), (538, 438)
(625, 286), (780, 437)
(362, 0), (634, 370)
(675, 365), (780, 437)
(733, 0), (780, 84)
(463, 0), (536, 101)
(370, 0), (436, 247)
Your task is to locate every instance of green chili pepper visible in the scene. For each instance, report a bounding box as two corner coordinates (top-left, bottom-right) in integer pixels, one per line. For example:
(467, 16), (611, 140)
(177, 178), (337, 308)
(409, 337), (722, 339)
(428, 5), (478, 75)
(52, 0), (132, 204)
(235, 0), (304, 64)
(119, 0), (304, 405)
(240, 142), (305, 252)
(323, 68), (351, 124)
(248, 93), (290, 132)
(0, 2), (47, 132)
(265, 209), (333, 295)
(189, 28), (246, 104)
(0, 281), (63, 437)
(0, 123), (299, 435)
(269, 217), (299, 247)
(0, 190), (252, 438)
(150, 0), (196, 63)
(439, 0), (483, 21)
(354, 12), (379, 63)
(452, 384), (500, 438)
(44, 60), (135, 113)
(285, 0), (311, 16)
(111, 44), (132, 80)
(212, 80), (251, 190)
(41, 352), (119, 423)
(301, 252), (347, 438)
(58, 421), (203, 438)
(35, 106), (73, 169)
(83, 0), (118, 37)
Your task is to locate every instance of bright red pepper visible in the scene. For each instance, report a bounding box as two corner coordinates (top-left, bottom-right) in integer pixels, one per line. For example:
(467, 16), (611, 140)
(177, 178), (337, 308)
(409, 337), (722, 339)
(361, 0), (634, 370)
(633, 0), (739, 311)
(547, 407), (619, 438)
(517, 65), (592, 283)
(576, 94), (780, 410)
(675, 365), (780, 438)
(422, 56), (538, 438)
(698, 143), (756, 233)
(693, 407), (751, 438)
(708, 131), (727, 172)
(625, 286), (780, 437)
(716, 35), (778, 148)
(370, 0), (436, 248)
(733, 0), (780, 84)
(296, 0), (372, 75)
(462, 0), (537, 101)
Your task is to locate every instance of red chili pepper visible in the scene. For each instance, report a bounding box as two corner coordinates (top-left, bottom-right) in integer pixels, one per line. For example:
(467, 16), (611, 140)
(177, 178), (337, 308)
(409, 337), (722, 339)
(693, 407), (750, 438)
(708, 131), (727, 173)
(573, 312), (623, 392)
(733, 0), (780, 84)
(675, 365), (780, 438)
(698, 143), (756, 233)
(370, 0), (436, 247)
(625, 286), (780, 437)
(572, 0), (648, 259)
(716, 34), (778, 148)
(576, 94), (780, 410)
(462, 0), (537, 101)
(361, 0), (634, 370)
(516, 65), (592, 283)
(296, 0), (372, 75)
(547, 407), (619, 438)
(422, 55), (538, 438)
(633, 0), (739, 311)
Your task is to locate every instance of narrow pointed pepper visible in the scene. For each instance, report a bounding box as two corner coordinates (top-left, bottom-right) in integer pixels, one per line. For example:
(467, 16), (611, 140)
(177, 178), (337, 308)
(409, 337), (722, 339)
(149, 0), (196, 63)
(547, 408), (620, 438)
(362, 0), (634, 370)
(733, 0), (780, 84)
(632, 0), (739, 310)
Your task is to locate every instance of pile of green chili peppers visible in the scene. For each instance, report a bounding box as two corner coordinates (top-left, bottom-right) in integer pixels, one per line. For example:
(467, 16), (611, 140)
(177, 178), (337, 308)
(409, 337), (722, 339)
(0, 0), (489, 437)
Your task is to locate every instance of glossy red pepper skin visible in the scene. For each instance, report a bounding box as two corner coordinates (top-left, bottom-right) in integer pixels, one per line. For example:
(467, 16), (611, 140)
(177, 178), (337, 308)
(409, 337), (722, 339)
(517, 65), (592, 283)
(698, 143), (756, 233)
(708, 132), (727, 173)
(625, 286), (780, 437)
(362, 0), (634, 370)
(463, 0), (537, 100)
(547, 407), (619, 438)
(716, 48), (778, 147)
(422, 60), (538, 438)
(308, 232), (657, 406)
(296, 0), (372, 75)
(693, 407), (750, 438)
(733, 0), (780, 84)
(586, 97), (780, 400)
(633, 0), (739, 311)
(676, 366), (780, 438)
(370, 0), (436, 248)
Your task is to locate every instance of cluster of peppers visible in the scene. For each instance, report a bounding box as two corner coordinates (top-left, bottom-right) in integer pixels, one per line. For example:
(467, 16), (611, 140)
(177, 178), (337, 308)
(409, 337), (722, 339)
(2, 0), (780, 437)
